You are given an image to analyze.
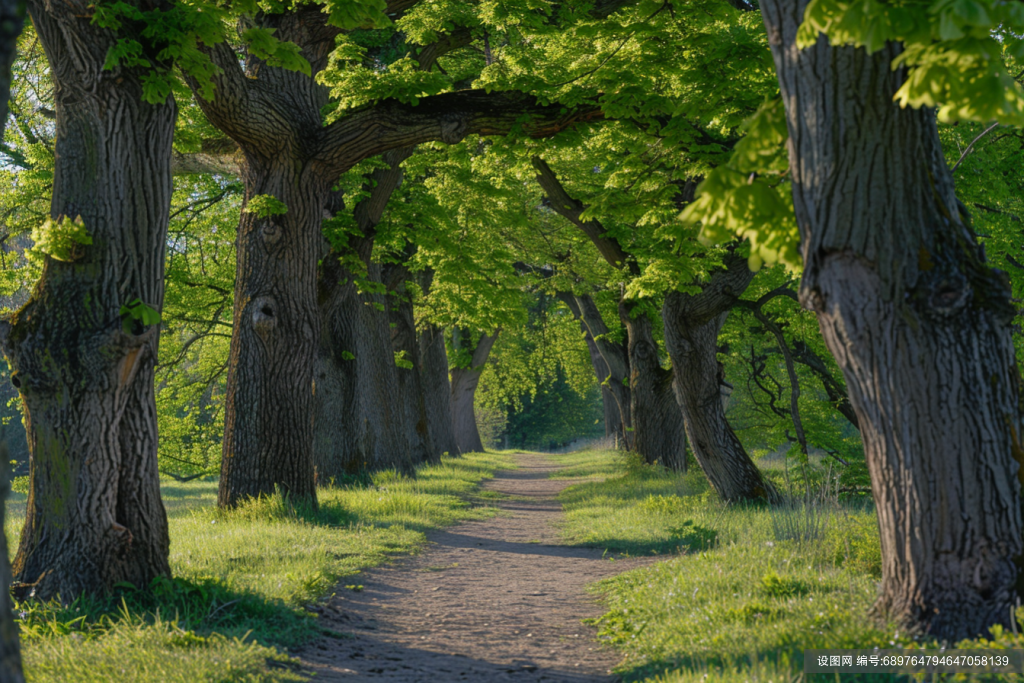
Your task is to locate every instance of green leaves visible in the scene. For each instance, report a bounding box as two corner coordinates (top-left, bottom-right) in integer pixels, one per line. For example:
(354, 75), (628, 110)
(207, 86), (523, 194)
(241, 28), (312, 77)
(120, 298), (162, 331)
(30, 215), (93, 263)
(799, 0), (1024, 125)
(244, 195), (288, 218)
(681, 98), (801, 271)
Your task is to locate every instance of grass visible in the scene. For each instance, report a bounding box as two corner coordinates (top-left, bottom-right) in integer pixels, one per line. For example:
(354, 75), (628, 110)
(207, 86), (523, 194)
(550, 449), (965, 683)
(5, 451), (513, 683)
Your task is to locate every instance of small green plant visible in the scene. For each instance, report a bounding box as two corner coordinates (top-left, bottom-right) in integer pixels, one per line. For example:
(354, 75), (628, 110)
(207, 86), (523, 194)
(759, 571), (807, 598)
(120, 298), (161, 333)
(10, 475), (28, 494)
(30, 215), (92, 262)
(244, 194), (288, 218)
(394, 349), (414, 369)
(639, 494), (688, 515)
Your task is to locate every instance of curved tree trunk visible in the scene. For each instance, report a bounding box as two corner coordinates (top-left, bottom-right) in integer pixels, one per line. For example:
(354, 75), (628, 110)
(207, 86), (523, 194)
(0, 4), (26, 678)
(763, 0), (1024, 639)
(584, 331), (622, 440)
(450, 331), (499, 454)
(571, 295), (632, 446)
(619, 305), (688, 471)
(558, 293), (626, 443)
(662, 254), (776, 502)
(2, 2), (172, 599)
(385, 260), (434, 464)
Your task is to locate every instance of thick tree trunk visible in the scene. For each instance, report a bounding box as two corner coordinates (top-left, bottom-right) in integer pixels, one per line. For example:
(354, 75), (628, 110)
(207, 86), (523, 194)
(450, 331), (499, 454)
(662, 255), (776, 501)
(313, 152), (414, 478)
(385, 261), (434, 464)
(763, 0), (1024, 639)
(312, 251), (363, 481)
(187, 8), (599, 505)
(217, 158), (323, 507)
(0, 2), (26, 677)
(619, 305), (688, 471)
(420, 322), (459, 457)
(417, 270), (459, 459)
(356, 262), (415, 474)
(2, 3), (172, 599)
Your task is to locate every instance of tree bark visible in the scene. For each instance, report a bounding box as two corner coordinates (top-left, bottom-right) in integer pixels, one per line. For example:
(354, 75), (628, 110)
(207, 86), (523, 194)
(312, 249), (363, 481)
(0, 0), (26, 674)
(619, 304), (688, 471)
(418, 270), (459, 459)
(662, 254), (776, 501)
(762, 0), (1024, 639)
(357, 262), (415, 474)
(2, 0), (172, 599)
(450, 331), (499, 454)
(313, 149), (416, 478)
(384, 258), (435, 465)
(420, 322), (459, 458)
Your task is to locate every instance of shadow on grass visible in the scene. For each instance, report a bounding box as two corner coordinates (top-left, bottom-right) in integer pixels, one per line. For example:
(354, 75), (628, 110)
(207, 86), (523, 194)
(17, 574), (321, 649)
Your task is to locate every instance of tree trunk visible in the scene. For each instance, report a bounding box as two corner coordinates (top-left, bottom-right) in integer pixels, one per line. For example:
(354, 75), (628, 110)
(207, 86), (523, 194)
(450, 331), (499, 454)
(557, 293), (625, 443)
(217, 157), (324, 507)
(420, 322), (459, 457)
(0, 1), (26, 675)
(762, 0), (1024, 639)
(619, 305), (688, 471)
(187, 8), (601, 506)
(583, 331), (622, 440)
(571, 295), (632, 446)
(312, 251), (363, 480)
(385, 261), (434, 464)
(356, 262), (415, 474)
(662, 254), (776, 501)
(2, 2), (172, 599)
(417, 270), (459, 458)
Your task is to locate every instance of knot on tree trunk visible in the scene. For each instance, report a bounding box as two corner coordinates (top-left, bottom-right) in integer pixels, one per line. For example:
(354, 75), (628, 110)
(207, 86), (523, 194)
(252, 296), (278, 335)
(439, 113), (469, 144)
(261, 222), (282, 246)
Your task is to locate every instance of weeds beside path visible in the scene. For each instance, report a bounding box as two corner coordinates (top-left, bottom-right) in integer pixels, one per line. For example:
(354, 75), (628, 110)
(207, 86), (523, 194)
(298, 452), (653, 682)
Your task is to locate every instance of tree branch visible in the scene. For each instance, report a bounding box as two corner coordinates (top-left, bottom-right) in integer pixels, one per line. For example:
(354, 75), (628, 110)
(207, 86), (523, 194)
(318, 91), (602, 176)
(530, 156), (633, 272)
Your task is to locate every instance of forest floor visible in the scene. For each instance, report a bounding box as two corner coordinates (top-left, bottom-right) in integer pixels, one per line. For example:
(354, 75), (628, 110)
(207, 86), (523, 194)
(297, 452), (651, 682)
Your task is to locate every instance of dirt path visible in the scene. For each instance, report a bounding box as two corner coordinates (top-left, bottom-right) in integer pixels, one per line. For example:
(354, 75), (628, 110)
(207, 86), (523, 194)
(297, 453), (652, 682)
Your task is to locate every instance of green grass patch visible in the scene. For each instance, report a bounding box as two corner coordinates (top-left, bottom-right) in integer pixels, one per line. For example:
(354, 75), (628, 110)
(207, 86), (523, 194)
(552, 449), (916, 682)
(6, 451), (512, 683)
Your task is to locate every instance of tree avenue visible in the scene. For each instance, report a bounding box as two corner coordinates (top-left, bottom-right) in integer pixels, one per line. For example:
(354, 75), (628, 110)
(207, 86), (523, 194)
(3, 0), (1024, 659)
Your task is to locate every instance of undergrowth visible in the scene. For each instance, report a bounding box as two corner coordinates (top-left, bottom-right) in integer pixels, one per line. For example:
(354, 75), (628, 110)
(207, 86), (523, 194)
(5, 451), (512, 683)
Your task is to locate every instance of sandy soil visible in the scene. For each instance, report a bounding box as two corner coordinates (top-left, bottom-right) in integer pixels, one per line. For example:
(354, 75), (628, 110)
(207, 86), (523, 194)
(296, 453), (652, 682)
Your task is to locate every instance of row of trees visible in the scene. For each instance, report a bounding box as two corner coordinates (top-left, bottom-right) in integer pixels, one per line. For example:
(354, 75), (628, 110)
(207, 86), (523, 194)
(1, 0), (1024, 677)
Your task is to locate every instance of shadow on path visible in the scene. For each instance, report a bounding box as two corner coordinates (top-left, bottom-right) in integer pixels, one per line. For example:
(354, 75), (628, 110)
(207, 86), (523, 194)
(298, 453), (654, 682)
